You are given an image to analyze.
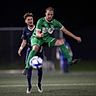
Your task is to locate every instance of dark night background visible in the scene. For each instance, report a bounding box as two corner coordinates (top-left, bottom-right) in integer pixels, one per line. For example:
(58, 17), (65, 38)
(0, 0), (95, 27)
(0, 0), (96, 68)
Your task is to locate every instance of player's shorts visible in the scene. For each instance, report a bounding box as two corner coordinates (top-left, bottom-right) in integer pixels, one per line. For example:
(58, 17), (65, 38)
(31, 36), (56, 47)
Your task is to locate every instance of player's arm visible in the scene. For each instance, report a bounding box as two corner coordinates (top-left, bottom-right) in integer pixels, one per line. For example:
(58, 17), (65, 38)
(18, 28), (28, 56)
(61, 27), (81, 42)
(54, 19), (81, 42)
(35, 29), (43, 38)
(18, 39), (27, 56)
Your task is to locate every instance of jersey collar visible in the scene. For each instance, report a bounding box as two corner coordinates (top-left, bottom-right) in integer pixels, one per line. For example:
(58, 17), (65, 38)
(44, 17), (53, 23)
(28, 25), (35, 31)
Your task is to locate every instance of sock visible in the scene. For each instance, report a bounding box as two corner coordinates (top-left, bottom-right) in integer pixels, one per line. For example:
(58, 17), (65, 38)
(25, 50), (37, 68)
(60, 44), (72, 64)
(63, 59), (69, 73)
(27, 67), (32, 89)
(37, 68), (43, 84)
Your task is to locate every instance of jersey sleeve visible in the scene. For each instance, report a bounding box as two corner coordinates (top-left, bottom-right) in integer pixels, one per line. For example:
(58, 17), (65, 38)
(21, 28), (27, 40)
(53, 19), (64, 30)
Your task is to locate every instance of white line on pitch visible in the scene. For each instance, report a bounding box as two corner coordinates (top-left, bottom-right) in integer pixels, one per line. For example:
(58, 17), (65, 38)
(0, 83), (96, 87)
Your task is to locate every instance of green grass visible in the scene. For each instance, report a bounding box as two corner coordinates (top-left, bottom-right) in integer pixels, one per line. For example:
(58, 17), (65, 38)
(70, 60), (96, 71)
(0, 70), (96, 96)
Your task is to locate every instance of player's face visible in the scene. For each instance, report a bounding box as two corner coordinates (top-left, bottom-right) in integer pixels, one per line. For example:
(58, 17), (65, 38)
(25, 16), (33, 26)
(45, 10), (54, 21)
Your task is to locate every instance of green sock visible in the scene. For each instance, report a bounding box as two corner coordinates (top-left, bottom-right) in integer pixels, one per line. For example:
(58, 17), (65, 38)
(25, 50), (37, 68)
(60, 44), (72, 64)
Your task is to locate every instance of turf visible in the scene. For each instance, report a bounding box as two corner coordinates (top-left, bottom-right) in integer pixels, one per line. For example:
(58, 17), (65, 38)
(0, 70), (96, 96)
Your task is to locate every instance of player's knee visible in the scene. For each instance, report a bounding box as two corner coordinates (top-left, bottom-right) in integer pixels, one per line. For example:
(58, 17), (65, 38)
(55, 39), (64, 46)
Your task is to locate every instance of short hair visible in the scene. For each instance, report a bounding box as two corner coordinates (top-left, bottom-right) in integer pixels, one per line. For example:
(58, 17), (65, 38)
(45, 7), (54, 12)
(23, 12), (33, 20)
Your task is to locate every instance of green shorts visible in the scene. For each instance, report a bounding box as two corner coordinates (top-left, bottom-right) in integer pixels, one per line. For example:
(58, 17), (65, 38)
(31, 36), (56, 47)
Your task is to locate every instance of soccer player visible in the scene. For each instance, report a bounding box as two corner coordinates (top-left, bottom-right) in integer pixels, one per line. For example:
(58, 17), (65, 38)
(26, 6), (81, 74)
(18, 12), (43, 93)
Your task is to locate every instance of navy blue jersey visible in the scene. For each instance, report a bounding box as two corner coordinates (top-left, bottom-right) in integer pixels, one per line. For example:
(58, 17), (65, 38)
(21, 26), (34, 47)
(21, 26), (44, 59)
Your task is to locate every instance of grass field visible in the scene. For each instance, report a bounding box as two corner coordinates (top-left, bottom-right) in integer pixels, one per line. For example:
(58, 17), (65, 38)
(0, 60), (96, 96)
(0, 70), (96, 96)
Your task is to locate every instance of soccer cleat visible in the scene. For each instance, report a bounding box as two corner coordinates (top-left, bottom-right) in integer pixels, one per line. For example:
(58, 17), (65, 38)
(36, 83), (43, 93)
(22, 68), (28, 75)
(26, 87), (31, 94)
(71, 59), (81, 65)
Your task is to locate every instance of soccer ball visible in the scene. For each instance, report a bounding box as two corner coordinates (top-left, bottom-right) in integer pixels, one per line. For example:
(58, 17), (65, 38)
(29, 56), (43, 69)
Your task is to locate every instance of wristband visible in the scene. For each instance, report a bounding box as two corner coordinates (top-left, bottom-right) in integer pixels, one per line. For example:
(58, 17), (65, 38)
(20, 46), (23, 50)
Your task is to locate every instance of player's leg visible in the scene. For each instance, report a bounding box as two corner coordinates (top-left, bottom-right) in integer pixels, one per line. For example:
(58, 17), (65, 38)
(26, 37), (43, 69)
(65, 42), (80, 65)
(59, 53), (69, 73)
(26, 67), (32, 93)
(47, 37), (72, 64)
(23, 47), (31, 75)
(56, 39), (72, 64)
(36, 67), (43, 93)
(26, 45), (39, 68)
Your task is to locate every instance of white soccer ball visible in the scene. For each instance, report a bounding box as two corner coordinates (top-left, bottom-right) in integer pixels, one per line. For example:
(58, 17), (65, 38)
(29, 56), (43, 69)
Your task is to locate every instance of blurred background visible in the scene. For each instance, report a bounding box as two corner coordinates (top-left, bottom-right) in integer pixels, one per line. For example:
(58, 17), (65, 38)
(0, 0), (96, 70)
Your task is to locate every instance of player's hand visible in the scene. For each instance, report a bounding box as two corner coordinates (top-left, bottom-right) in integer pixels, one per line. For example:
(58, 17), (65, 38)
(75, 36), (82, 43)
(40, 33), (44, 37)
(37, 33), (43, 38)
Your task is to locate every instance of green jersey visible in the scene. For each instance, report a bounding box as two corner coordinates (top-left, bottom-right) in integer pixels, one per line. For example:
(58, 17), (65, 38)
(33, 17), (64, 37)
(27, 17), (72, 68)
